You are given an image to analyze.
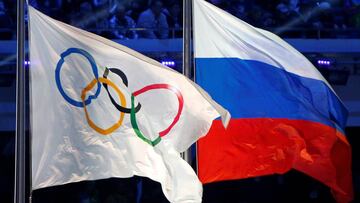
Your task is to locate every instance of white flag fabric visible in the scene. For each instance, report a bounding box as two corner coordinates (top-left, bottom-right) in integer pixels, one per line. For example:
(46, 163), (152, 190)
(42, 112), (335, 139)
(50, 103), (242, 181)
(29, 6), (229, 203)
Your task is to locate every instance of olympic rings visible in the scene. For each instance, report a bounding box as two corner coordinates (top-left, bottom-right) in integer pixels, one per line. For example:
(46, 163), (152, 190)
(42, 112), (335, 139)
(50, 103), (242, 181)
(82, 77), (126, 135)
(55, 48), (184, 146)
(55, 48), (101, 107)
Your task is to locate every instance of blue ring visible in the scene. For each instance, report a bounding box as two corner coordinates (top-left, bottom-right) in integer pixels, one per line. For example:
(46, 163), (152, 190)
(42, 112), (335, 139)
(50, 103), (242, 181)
(55, 48), (101, 107)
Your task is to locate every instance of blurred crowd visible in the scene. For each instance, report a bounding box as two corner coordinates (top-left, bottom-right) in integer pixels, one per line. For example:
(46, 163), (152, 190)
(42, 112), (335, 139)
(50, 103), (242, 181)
(0, 0), (183, 39)
(0, 0), (360, 39)
(211, 0), (360, 37)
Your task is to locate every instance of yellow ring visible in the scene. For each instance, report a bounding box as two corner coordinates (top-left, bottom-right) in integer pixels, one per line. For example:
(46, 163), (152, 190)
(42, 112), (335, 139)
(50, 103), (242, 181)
(81, 77), (126, 135)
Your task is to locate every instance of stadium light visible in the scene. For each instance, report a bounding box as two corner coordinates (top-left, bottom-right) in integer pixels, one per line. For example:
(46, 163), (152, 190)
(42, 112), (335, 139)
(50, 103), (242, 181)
(161, 60), (176, 67)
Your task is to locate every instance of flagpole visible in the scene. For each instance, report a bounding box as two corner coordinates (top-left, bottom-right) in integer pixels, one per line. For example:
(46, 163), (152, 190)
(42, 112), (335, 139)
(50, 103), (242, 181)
(182, 0), (193, 164)
(14, 0), (26, 202)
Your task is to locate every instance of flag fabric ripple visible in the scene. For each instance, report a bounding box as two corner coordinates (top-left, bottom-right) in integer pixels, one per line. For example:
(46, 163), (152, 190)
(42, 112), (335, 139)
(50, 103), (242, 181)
(29, 6), (229, 203)
(193, 0), (353, 202)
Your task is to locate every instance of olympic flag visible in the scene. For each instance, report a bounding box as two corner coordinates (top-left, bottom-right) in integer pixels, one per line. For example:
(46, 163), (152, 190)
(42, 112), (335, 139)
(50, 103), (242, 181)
(29, 6), (229, 202)
(193, 0), (353, 202)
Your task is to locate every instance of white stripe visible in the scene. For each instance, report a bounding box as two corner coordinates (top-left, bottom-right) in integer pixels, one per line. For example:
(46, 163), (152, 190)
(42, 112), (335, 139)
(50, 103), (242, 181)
(193, 0), (332, 89)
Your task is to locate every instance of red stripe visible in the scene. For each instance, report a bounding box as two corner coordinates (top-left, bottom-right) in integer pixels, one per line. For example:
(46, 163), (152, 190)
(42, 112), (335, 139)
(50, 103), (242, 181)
(198, 119), (353, 203)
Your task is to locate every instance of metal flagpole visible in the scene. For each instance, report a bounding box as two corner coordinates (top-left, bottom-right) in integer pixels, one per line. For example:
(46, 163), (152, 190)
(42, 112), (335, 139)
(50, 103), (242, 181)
(182, 0), (193, 164)
(14, 0), (26, 202)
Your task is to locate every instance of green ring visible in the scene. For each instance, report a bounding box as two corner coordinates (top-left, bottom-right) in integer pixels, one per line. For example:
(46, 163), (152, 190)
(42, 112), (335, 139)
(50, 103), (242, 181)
(130, 95), (161, 146)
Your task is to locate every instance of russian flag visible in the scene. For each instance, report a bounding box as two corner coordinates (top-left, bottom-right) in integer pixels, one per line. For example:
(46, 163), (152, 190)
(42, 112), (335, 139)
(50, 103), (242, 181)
(193, 0), (353, 202)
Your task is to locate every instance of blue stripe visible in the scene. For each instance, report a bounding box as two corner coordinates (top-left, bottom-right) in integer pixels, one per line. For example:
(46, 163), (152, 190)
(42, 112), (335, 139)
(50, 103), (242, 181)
(195, 58), (348, 131)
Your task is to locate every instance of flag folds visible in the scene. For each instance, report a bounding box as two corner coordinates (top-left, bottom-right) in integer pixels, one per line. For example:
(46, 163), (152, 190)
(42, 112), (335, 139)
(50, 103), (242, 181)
(193, 0), (353, 202)
(29, 6), (229, 203)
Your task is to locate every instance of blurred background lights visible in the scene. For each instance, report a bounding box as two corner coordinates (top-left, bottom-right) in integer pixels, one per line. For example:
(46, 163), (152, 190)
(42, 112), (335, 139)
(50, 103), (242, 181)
(161, 60), (176, 67)
(317, 59), (331, 66)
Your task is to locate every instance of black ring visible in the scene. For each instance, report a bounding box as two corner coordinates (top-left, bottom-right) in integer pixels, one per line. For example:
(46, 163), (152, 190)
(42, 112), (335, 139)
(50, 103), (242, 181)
(103, 67), (141, 114)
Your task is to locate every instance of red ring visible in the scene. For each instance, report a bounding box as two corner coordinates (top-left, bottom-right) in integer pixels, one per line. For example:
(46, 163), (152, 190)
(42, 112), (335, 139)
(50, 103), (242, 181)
(133, 84), (184, 137)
